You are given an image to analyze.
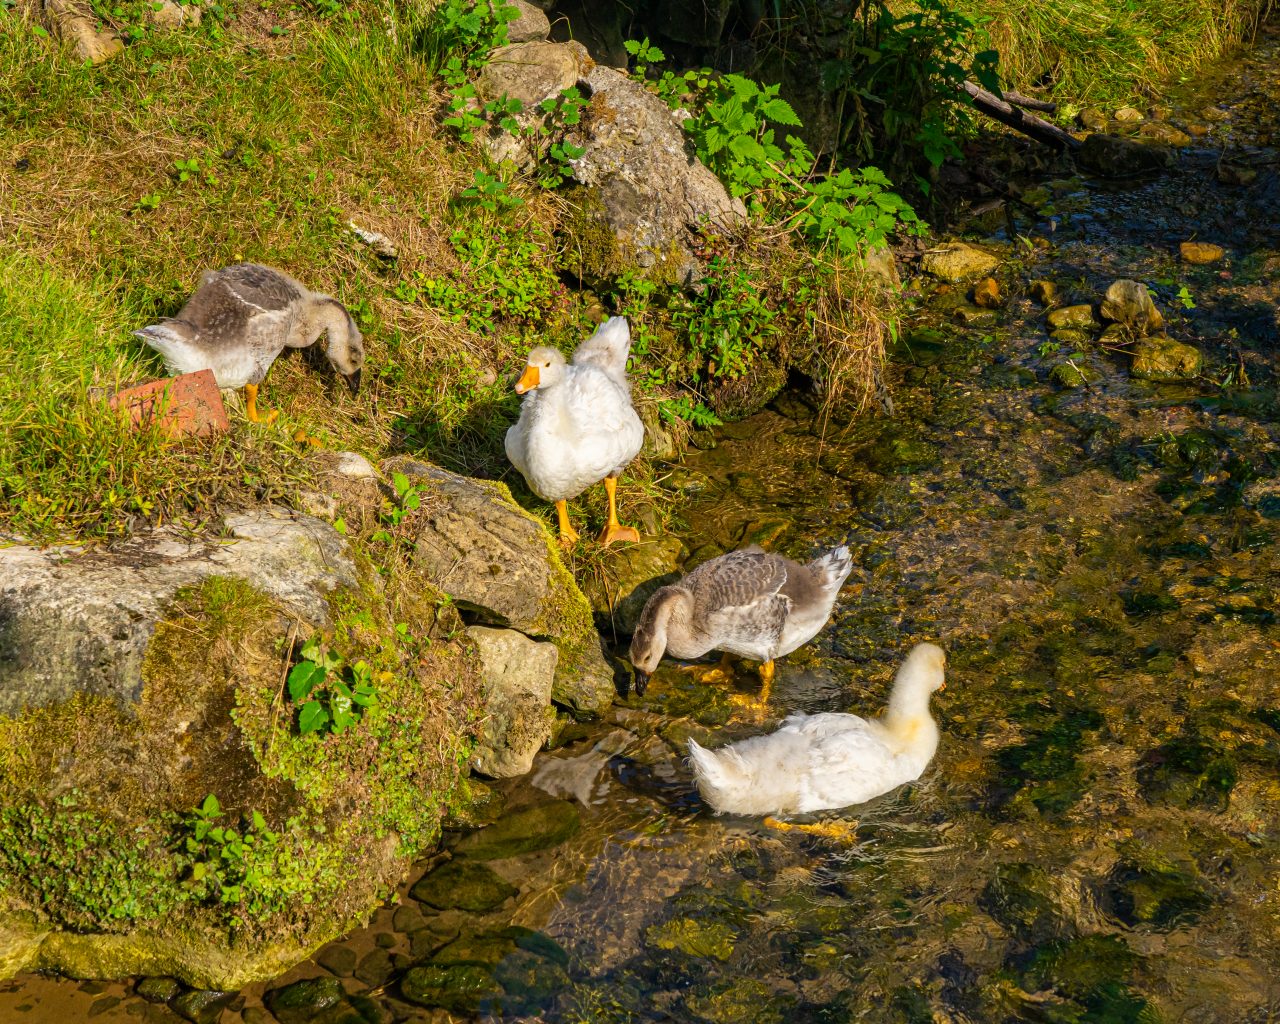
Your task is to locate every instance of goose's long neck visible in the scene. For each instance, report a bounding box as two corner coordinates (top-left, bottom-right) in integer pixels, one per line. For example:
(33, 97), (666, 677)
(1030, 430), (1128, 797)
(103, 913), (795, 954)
(641, 587), (686, 659)
(881, 673), (937, 748)
(304, 296), (357, 359)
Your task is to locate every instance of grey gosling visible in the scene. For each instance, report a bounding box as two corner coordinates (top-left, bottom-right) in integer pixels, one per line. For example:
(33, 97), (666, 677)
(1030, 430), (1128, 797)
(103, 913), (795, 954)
(134, 263), (364, 424)
(629, 544), (854, 704)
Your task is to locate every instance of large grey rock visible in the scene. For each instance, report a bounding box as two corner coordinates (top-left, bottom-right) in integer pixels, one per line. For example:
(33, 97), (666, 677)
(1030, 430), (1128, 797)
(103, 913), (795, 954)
(389, 459), (615, 713)
(561, 64), (747, 285)
(476, 40), (590, 106)
(500, 0), (549, 43)
(44, 0), (122, 62)
(468, 626), (557, 778)
(0, 511), (355, 716)
(582, 535), (683, 636)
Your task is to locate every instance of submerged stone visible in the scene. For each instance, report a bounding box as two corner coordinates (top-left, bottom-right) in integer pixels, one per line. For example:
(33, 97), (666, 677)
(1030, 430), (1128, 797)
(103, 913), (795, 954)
(400, 964), (498, 1014)
(265, 977), (344, 1024)
(451, 800), (580, 860)
(645, 917), (737, 960)
(1137, 736), (1236, 811)
(315, 944), (357, 978)
(171, 989), (235, 1024)
(1022, 934), (1137, 999)
(1078, 133), (1175, 177)
(136, 977), (180, 1003)
(1049, 361), (1102, 390)
(955, 303), (999, 327)
(410, 860), (518, 911)
(1047, 304), (1097, 330)
(980, 863), (1078, 942)
(1108, 846), (1212, 930)
(1131, 337), (1202, 381)
(1030, 279), (1058, 305)
(685, 977), (785, 1024)
(490, 949), (570, 1014)
(1138, 122), (1191, 146)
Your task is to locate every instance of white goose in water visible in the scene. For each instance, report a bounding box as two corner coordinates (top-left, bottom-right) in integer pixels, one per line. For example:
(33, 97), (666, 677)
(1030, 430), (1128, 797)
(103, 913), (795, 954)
(687, 642), (946, 817)
(504, 317), (645, 548)
(628, 544), (854, 704)
(134, 263), (364, 423)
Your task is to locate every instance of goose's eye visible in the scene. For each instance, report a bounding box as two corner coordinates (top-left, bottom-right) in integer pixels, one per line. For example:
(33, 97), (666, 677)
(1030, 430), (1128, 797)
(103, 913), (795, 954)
(544, 361), (551, 367)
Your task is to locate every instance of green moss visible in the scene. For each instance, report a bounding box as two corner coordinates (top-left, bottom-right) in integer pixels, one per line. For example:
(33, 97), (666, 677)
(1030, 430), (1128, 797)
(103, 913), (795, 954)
(645, 918), (737, 960)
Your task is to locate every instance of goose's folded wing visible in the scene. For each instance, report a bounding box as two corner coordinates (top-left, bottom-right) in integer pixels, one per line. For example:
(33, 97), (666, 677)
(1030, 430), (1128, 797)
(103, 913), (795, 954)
(564, 368), (639, 434)
(686, 550), (791, 645)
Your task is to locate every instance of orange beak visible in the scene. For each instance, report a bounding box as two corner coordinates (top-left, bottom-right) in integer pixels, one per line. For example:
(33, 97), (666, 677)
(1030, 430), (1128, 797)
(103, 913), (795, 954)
(515, 364), (540, 394)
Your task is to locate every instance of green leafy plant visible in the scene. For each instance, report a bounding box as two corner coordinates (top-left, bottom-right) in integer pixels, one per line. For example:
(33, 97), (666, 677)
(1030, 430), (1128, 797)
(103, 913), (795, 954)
(660, 395), (722, 428)
(286, 637), (379, 735)
(672, 254), (779, 380)
(172, 156), (218, 187)
(1176, 285), (1196, 310)
(623, 36), (664, 78)
(458, 169), (524, 216)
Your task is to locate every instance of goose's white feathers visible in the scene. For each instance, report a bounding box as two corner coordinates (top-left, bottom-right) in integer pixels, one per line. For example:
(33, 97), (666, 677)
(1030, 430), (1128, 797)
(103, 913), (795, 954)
(505, 320), (644, 503)
(688, 643), (946, 816)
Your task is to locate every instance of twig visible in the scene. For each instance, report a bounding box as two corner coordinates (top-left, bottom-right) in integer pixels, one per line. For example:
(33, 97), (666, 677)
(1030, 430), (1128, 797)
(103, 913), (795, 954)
(1004, 90), (1057, 113)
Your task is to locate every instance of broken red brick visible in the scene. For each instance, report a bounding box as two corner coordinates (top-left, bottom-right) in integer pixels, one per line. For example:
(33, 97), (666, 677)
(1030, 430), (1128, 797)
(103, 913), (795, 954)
(108, 369), (229, 438)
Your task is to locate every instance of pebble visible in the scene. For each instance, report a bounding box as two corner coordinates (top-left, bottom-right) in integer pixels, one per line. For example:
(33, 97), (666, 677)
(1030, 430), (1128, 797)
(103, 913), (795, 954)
(315, 944), (358, 977)
(1179, 241), (1225, 264)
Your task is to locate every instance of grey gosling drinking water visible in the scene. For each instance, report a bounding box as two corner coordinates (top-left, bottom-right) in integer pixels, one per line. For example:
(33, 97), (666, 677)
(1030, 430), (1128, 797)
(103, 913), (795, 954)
(134, 263), (364, 424)
(629, 544), (854, 705)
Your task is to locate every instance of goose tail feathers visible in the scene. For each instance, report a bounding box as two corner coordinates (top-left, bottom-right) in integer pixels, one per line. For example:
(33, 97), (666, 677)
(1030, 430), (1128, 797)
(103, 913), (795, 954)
(688, 739), (753, 813)
(809, 544), (854, 592)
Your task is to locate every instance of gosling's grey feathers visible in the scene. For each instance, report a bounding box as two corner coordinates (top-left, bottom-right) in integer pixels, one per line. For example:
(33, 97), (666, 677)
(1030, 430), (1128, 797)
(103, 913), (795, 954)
(683, 547), (791, 656)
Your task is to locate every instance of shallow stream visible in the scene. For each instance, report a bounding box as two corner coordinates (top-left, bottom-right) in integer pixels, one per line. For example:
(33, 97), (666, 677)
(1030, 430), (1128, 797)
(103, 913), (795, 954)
(4, 23), (1280, 1024)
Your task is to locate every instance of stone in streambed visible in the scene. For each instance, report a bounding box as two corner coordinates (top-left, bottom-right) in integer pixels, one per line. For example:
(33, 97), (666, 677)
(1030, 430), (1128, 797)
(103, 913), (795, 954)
(1049, 328), (1092, 346)
(354, 948), (394, 988)
(265, 977), (344, 1024)
(920, 241), (1000, 282)
(136, 977), (181, 1003)
(452, 800), (579, 860)
(315, 944), (357, 978)
(1179, 241), (1225, 264)
(1100, 280), (1164, 333)
(645, 917), (737, 960)
(411, 859), (518, 912)
(973, 277), (1001, 308)
(1077, 108), (1107, 130)
(1046, 304), (1097, 330)
(1030, 280), (1057, 306)
(980, 863), (1079, 942)
(400, 964), (498, 1014)
(1113, 106), (1144, 122)
(1078, 133), (1175, 177)
(1138, 122), (1191, 147)
(1049, 362), (1101, 389)
(1130, 338), (1202, 381)
(954, 303), (998, 327)
(171, 989), (235, 1024)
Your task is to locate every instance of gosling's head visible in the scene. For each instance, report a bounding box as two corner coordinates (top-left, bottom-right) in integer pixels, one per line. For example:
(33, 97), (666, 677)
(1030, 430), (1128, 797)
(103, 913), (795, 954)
(628, 587), (681, 696)
(320, 298), (365, 395)
(515, 346), (567, 394)
(897, 642), (947, 695)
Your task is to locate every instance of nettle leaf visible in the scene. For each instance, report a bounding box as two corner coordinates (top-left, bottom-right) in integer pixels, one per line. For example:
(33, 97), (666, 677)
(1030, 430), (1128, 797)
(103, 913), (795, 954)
(724, 73), (759, 101)
(728, 134), (767, 162)
(287, 661), (323, 700)
(299, 700), (329, 734)
(201, 793), (221, 817)
(759, 98), (801, 125)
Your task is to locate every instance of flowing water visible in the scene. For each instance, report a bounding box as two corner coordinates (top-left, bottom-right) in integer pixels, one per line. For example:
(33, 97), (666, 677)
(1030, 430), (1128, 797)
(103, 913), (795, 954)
(5, 25), (1280, 1024)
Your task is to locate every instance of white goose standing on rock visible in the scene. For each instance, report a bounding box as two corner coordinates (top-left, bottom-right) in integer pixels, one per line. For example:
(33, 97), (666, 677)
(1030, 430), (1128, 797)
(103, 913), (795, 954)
(628, 543), (854, 705)
(505, 317), (645, 548)
(134, 263), (364, 424)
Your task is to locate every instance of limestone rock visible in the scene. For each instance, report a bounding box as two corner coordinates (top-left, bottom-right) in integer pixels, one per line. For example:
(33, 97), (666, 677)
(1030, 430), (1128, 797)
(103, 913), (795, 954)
(500, 0), (549, 43)
(1077, 133), (1175, 177)
(149, 0), (201, 29)
(1113, 106), (1144, 123)
(0, 510), (355, 717)
(1046, 304), (1097, 330)
(44, 0), (123, 63)
(919, 242), (1000, 282)
(390, 459), (615, 713)
(582, 535), (683, 636)
(468, 626), (557, 779)
(1100, 279), (1164, 333)
(1131, 338), (1203, 381)
(476, 40), (590, 106)
(561, 64), (746, 285)
(1179, 241), (1225, 265)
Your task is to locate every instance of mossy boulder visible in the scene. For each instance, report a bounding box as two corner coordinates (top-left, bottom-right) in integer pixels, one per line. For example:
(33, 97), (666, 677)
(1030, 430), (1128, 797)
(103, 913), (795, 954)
(0, 512), (483, 988)
(401, 927), (568, 1016)
(391, 459), (615, 714)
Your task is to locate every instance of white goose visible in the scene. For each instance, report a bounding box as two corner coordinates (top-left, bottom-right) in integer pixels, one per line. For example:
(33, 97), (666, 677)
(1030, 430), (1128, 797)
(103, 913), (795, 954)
(687, 642), (946, 816)
(504, 317), (645, 548)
